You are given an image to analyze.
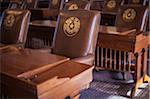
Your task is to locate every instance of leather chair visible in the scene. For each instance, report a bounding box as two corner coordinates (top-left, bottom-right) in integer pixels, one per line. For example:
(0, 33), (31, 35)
(0, 9), (31, 48)
(101, 0), (124, 26)
(116, 5), (148, 31)
(64, 0), (91, 10)
(51, 10), (100, 65)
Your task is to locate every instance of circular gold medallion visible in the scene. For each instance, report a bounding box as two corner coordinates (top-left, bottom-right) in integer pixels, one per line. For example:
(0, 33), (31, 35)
(68, 4), (78, 10)
(63, 17), (80, 37)
(123, 8), (136, 22)
(107, 0), (116, 9)
(132, 0), (140, 3)
(52, 0), (58, 5)
(4, 14), (15, 27)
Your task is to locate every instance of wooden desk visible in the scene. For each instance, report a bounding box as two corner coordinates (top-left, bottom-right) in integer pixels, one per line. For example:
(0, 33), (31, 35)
(1, 48), (68, 78)
(98, 26), (146, 52)
(96, 26), (149, 97)
(1, 48), (93, 99)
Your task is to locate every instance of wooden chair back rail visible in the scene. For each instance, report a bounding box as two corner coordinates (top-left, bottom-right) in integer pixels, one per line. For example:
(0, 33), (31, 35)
(25, 25), (55, 49)
(95, 47), (146, 78)
(26, 34), (52, 49)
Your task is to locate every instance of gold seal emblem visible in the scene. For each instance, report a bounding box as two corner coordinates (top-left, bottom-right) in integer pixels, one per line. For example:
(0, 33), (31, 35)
(63, 17), (80, 37)
(107, 0), (116, 9)
(4, 14), (15, 27)
(123, 8), (136, 22)
(68, 4), (78, 10)
(132, 0), (140, 3)
(52, 0), (58, 5)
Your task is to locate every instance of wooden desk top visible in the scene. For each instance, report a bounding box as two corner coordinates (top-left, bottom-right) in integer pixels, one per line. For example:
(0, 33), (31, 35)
(30, 20), (56, 27)
(98, 26), (148, 52)
(1, 48), (68, 78)
(1, 48), (93, 98)
(99, 26), (136, 36)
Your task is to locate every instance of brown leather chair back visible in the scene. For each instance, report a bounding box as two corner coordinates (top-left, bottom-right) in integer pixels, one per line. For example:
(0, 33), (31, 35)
(64, 0), (91, 10)
(49, 0), (64, 10)
(116, 5), (148, 31)
(52, 10), (100, 58)
(102, 0), (123, 13)
(124, 0), (147, 5)
(0, 9), (31, 45)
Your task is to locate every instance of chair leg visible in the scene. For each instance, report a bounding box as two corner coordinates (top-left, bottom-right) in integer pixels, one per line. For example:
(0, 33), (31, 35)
(131, 77), (144, 98)
(94, 66), (100, 72)
(122, 72), (127, 80)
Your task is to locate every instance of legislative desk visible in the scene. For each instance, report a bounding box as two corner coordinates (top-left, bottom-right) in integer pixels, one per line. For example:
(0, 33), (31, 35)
(96, 26), (150, 97)
(0, 47), (93, 99)
(98, 26), (147, 52)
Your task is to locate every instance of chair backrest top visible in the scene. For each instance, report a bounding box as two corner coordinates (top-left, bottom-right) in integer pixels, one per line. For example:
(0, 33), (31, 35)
(52, 10), (100, 58)
(64, 0), (91, 11)
(0, 9), (31, 45)
(116, 5), (148, 31)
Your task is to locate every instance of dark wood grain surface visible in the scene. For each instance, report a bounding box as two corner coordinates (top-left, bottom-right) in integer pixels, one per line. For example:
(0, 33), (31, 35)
(1, 48), (68, 78)
(98, 26), (148, 52)
(1, 47), (93, 98)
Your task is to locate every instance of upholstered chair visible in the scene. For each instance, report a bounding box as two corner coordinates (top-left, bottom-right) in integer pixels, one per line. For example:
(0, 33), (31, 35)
(51, 10), (100, 65)
(0, 9), (31, 48)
